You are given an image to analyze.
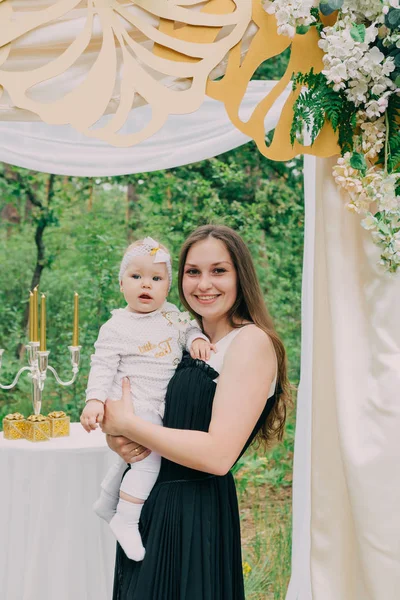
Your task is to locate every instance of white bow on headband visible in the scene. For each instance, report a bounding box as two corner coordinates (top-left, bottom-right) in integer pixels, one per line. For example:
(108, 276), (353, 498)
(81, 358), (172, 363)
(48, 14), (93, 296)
(119, 237), (172, 291)
(143, 237), (170, 264)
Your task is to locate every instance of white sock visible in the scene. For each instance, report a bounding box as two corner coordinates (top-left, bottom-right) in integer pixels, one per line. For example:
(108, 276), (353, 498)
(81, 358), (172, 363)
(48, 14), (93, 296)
(93, 489), (118, 524)
(110, 499), (145, 561)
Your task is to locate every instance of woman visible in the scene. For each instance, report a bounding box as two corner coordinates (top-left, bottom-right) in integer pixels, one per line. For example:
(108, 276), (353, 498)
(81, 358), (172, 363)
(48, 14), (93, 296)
(102, 224), (291, 599)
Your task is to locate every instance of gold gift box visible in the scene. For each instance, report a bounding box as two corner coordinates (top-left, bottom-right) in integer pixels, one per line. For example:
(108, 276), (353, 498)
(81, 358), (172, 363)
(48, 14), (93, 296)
(25, 414), (50, 442)
(47, 411), (70, 438)
(2, 413), (26, 440)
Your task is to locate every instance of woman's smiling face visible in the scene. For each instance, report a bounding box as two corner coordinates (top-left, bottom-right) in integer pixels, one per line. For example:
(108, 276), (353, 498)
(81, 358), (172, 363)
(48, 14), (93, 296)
(182, 237), (237, 322)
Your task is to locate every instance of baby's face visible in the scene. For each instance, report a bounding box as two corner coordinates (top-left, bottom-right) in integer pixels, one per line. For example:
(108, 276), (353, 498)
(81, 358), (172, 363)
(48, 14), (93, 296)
(120, 255), (169, 314)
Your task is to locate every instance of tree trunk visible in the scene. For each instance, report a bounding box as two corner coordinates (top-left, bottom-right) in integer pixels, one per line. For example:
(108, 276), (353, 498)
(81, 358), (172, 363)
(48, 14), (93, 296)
(17, 174), (55, 358)
(126, 182), (138, 243)
(24, 196), (33, 221)
(88, 179), (94, 211)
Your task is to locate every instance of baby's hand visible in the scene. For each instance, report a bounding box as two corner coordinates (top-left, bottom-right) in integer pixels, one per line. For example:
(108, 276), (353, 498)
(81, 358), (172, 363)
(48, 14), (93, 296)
(80, 399), (104, 433)
(190, 338), (217, 361)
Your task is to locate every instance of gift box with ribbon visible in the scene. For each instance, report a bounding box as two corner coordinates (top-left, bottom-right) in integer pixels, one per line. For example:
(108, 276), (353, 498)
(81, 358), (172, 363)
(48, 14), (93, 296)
(2, 413), (26, 440)
(25, 414), (50, 442)
(47, 411), (70, 438)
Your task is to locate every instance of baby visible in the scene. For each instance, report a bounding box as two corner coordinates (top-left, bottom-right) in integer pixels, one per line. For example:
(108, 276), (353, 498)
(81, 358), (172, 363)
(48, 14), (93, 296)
(80, 237), (213, 561)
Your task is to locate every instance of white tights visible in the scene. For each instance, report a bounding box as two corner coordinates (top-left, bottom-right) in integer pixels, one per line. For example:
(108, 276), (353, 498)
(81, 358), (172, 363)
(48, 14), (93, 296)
(94, 409), (162, 561)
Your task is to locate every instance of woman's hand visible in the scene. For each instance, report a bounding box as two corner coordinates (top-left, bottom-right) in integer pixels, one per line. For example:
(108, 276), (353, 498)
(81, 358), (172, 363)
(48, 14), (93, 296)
(101, 377), (136, 437)
(106, 434), (151, 463)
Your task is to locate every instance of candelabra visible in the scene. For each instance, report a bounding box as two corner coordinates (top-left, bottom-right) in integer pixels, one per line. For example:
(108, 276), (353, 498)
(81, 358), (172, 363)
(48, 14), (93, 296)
(0, 343), (81, 415)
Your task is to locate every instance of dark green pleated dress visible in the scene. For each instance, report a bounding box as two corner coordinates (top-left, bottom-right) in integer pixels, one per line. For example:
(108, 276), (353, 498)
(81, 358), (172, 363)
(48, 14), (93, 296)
(113, 355), (277, 600)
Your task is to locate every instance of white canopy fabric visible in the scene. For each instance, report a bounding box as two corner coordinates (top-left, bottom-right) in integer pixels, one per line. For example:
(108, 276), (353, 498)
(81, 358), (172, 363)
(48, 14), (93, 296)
(0, 80), (290, 176)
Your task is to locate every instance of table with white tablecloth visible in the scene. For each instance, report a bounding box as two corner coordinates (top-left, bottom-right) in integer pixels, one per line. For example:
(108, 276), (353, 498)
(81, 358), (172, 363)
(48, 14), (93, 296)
(0, 423), (117, 600)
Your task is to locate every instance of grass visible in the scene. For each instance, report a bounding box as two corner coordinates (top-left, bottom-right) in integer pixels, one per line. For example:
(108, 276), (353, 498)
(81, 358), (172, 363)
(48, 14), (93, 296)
(234, 410), (295, 599)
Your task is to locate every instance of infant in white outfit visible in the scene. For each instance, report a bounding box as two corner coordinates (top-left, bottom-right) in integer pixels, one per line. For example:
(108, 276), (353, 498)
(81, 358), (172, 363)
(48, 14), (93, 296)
(80, 237), (213, 561)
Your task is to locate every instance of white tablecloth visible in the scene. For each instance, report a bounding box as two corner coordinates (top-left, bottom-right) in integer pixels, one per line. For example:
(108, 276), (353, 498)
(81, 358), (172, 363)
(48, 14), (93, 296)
(0, 423), (117, 600)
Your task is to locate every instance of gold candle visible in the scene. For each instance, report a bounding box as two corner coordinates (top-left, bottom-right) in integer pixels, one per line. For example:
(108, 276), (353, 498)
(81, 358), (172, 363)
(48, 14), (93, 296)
(40, 294), (46, 352)
(32, 286), (39, 342)
(72, 292), (79, 347)
(29, 291), (34, 341)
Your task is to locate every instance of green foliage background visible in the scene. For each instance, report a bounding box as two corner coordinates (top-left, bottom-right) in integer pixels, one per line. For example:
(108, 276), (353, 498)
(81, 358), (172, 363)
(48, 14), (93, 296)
(0, 149), (304, 422)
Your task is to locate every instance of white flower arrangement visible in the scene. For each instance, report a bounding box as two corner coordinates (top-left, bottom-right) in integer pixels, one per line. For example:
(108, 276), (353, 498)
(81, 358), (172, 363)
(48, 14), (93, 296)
(333, 155), (400, 270)
(264, 0), (400, 272)
(357, 114), (386, 160)
(318, 15), (395, 104)
(262, 0), (319, 38)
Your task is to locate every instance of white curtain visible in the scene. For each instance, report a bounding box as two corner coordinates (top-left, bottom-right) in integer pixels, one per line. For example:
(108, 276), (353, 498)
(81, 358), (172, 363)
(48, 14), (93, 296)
(285, 156), (315, 600)
(287, 157), (400, 600)
(0, 80), (290, 176)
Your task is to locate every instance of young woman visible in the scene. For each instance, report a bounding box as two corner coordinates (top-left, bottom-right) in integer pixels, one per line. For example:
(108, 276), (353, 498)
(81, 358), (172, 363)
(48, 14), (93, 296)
(101, 224), (291, 600)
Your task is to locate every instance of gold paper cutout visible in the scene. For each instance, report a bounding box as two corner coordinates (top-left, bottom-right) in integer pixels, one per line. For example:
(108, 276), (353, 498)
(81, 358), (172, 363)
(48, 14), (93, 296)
(0, 0), (339, 158)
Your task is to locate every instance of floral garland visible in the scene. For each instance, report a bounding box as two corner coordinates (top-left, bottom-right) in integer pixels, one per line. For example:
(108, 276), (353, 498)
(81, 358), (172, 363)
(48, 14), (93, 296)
(263, 0), (400, 272)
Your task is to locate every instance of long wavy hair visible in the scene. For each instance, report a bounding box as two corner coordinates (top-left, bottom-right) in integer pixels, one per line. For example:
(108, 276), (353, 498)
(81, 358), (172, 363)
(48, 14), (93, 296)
(178, 224), (291, 446)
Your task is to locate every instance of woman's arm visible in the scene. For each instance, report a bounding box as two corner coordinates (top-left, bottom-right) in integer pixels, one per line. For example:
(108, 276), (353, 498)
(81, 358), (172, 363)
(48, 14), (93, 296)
(102, 326), (276, 476)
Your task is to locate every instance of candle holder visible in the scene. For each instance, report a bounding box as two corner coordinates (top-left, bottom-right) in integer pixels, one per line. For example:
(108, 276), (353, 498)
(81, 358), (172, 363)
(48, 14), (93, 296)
(0, 343), (81, 415)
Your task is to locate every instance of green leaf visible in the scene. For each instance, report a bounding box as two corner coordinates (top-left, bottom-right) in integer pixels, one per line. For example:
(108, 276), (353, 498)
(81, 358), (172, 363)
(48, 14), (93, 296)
(319, 0), (344, 16)
(392, 73), (400, 87)
(296, 25), (310, 35)
(350, 23), (366, 43)
(385, 8), (400, 30)
(290, 68), (357, 154)
(350, 152), (367, 173)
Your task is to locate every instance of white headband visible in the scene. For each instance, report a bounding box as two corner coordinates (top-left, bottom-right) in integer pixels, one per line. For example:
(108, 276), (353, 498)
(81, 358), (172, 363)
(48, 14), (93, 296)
(119, 237), (172, 291)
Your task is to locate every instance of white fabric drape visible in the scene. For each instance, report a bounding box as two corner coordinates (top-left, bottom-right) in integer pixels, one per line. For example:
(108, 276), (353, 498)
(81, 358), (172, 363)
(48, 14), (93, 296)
(288, 157), (400, 600)
(0, 80), (290, 176)
(285, 156), (315, 600)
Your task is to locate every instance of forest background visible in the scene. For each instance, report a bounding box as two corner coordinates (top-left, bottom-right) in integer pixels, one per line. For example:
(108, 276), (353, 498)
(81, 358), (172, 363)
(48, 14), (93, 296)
(0, 53), (301, 599)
